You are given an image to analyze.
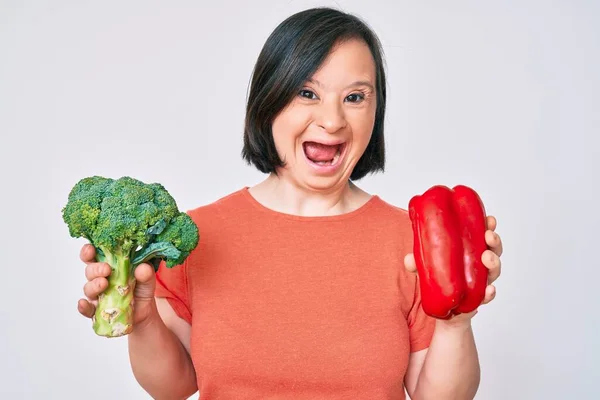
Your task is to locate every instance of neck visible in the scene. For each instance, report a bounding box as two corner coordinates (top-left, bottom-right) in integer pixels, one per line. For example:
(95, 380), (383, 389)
(249, 173), (371, 217)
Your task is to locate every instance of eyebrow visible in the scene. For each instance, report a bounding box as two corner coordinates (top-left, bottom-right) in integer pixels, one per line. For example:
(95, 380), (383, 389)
(308, 79), (375, 92)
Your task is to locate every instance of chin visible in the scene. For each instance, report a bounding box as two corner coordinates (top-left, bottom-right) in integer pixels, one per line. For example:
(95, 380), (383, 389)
(302, 176), (344, 192)
(297, 164), (353, 193)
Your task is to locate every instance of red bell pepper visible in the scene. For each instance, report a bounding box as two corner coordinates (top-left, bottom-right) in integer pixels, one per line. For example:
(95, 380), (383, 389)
(408, 184), (489, 319)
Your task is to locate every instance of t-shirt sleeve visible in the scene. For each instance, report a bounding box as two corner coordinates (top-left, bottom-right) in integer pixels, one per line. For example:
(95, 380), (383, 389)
(406, 275), (436, 352)
(154, 259), (193, 324)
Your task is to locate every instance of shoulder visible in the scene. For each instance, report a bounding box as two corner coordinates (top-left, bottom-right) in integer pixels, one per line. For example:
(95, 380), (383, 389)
(182, 187), (261, 243)
(373, 196), (410, 220)
(366, 196), (417, 260)
(370, 196), (413, 235)
(185, 187), (248, 224)
(178, 188), (250, 263)
(372, 198), (424, 299)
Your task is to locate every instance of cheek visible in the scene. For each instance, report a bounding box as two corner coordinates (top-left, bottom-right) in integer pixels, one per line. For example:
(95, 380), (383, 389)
(272, 107), (310, 151)
(349, 111), (376, 147)
(271, 116), (292, 154)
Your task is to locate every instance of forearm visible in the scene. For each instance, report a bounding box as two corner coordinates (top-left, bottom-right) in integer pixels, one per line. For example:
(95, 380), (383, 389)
(413, 320), (480, 400)
(127, 303), (197, 400)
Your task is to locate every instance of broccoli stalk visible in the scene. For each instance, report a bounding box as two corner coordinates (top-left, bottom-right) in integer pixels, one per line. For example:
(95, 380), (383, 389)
(62, 176), (199, 338)
(93, 246), (136, 337)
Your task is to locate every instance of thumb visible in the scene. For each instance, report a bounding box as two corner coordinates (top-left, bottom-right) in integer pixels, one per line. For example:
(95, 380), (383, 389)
(404, 253), (418, 274)
(133, 263), (156, 300)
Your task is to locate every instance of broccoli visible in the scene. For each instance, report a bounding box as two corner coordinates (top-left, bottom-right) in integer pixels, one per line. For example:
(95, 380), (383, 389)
(62, 176), (199, 338)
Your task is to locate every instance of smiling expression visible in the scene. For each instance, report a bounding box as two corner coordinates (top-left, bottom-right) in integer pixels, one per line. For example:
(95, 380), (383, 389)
(271, 38), (378, 191)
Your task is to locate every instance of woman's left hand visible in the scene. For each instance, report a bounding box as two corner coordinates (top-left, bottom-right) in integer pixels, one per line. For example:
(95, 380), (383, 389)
(478, 215), (503, 305)
(404, 215), (503, 321)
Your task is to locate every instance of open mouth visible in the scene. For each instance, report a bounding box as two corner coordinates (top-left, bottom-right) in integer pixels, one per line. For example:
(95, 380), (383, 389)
(302, 141), (346, 166)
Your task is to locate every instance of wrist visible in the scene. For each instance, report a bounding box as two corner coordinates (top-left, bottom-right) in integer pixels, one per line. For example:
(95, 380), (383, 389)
(435, 315), (473, 333)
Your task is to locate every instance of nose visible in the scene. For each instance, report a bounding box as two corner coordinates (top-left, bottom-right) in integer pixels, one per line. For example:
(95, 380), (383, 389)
(316, 100), (347, 134)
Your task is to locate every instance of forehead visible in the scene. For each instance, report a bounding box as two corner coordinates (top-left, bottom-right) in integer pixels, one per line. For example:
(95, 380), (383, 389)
(311, 39), (376, 85)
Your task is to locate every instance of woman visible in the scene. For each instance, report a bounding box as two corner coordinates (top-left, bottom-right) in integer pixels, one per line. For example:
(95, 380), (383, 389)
(78, 7), (503, 400)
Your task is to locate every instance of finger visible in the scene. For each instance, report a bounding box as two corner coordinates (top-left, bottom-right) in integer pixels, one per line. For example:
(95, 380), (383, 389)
(134, 262), (155, 283)
(80, 244), (97, 263)
(482, 249), (502, 283)
(83, 277), (108, 300)
(133, 263), (157, 300)
(486, 215), (497, 231)
(77, 298), (96, 318)
(84, 262), (112, 281)
(485, 230), (503, 256)
(481, 285), (496, 304)
(403, 253), (417, 273)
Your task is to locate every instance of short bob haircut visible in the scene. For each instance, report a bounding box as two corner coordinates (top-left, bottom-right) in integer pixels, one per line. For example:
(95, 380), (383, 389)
(241, 7), (387, 181)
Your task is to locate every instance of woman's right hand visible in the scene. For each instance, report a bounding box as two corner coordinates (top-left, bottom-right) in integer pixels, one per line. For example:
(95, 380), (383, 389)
(77, 244), (158, 327)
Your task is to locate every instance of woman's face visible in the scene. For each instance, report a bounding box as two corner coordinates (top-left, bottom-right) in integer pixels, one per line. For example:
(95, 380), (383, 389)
(271, 38), (377, 192)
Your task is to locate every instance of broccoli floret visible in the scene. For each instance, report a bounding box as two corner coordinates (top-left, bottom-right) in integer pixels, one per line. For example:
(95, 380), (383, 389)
(62, 176), (199, 338)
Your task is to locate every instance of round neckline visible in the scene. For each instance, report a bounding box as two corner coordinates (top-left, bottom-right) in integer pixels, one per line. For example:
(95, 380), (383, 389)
(239, 186), (381, 222)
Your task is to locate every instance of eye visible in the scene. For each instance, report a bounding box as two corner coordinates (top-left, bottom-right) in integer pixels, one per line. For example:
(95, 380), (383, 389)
(299, 89), (318, 100)
(345, 93), (365, 103)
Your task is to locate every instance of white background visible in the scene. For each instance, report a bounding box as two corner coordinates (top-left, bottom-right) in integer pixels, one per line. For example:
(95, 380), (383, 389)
(1, 1), (598, 399)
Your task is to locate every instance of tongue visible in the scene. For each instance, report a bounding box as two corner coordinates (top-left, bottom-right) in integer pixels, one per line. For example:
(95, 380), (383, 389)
(304, 142), (339, 162)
